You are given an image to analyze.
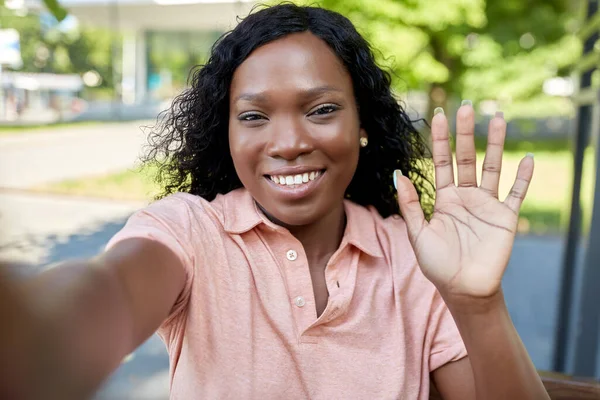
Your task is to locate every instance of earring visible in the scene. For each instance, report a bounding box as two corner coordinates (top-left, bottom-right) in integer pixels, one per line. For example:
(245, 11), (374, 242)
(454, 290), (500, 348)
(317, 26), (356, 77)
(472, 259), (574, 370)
(360, 137), (368, 147)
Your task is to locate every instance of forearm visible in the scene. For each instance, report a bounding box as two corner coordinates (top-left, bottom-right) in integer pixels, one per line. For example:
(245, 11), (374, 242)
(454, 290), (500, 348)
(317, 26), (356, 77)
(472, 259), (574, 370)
(446, 290), (549, 400)
(3, 259), (135, 399)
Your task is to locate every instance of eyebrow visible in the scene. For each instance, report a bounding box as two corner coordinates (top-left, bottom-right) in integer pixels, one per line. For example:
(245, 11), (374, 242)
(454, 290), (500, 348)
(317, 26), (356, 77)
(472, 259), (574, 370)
(234, 85), (343, 103)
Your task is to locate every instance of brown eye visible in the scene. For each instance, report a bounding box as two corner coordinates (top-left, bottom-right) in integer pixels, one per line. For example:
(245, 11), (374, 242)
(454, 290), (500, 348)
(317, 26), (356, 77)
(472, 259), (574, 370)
(238, 113), (265, 121)
(310, 104), (339, 116)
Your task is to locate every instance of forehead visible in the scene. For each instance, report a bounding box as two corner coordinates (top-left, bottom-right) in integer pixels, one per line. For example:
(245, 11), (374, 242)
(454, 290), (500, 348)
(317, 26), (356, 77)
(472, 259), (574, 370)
(230, 32), (353, 97)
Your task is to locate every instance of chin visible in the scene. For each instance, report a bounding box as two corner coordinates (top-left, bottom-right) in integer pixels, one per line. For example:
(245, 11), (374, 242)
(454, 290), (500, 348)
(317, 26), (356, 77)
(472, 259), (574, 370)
(261, 201), (324, 228)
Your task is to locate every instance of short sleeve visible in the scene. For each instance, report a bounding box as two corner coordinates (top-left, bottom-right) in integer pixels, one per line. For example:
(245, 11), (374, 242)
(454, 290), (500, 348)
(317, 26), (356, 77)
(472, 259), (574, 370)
(105, 195), (195, 323)
(428, 291), (468, 371)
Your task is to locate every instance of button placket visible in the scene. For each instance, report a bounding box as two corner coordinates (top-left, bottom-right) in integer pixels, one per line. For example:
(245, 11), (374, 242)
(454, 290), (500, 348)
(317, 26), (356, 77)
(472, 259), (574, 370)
(318, 247), (355, 324)
(281, 244), (318, 337)
(286, 249), (307, 308)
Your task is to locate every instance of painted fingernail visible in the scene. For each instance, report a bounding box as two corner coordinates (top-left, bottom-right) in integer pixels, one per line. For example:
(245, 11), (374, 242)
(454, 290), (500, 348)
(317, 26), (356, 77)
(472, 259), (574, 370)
(495, 111), (504, 118)
(461, 100), (472, 107)
(526, 152), (534, 159)
(393, 169), (402, 190)
(434, 107), (445, 116)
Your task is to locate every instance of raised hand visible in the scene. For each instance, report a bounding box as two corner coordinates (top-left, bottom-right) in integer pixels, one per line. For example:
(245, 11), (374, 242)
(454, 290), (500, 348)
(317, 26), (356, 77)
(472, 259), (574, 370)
(395, 104), (534, 301)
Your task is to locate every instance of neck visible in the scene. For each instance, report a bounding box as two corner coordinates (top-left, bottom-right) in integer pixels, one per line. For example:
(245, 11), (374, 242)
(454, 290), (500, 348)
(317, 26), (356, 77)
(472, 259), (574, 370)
(288, 204), (346, 265)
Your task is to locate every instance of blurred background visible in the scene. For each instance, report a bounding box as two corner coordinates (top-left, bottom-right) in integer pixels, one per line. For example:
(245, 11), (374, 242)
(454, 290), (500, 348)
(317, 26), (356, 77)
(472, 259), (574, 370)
(0, 0), (598, 398)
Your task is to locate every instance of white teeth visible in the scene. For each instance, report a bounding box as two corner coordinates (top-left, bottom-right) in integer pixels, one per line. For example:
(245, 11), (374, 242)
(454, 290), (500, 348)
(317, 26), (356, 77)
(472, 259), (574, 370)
(269, 170), (323, 186)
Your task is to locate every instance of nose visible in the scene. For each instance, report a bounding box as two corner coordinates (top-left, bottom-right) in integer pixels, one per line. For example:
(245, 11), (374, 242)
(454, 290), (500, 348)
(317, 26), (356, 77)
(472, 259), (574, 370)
(266, 115), (314, 161)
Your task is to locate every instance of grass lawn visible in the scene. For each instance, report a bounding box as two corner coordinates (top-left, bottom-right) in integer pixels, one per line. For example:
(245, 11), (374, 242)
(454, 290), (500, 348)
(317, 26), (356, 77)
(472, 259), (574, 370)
(34, 165), (160, 202)
(489, 150), (594, 235)
(35, 150), (595, 234)
(0, 121), (105, 136)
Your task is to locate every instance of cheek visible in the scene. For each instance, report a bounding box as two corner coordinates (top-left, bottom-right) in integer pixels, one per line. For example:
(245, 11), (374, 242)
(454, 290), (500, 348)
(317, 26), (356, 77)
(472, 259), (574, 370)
(228, 126), (262, 181)
(318, 120), (360, 166)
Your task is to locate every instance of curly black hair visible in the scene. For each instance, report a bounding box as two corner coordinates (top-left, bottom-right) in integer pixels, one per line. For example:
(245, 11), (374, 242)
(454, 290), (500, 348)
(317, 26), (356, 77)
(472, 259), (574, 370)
(145, 2), (434, 218)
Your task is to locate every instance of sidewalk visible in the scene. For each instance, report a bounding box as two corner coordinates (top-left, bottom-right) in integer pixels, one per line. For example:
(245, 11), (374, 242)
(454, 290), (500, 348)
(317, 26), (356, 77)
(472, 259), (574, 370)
(0, 120), (151, 188)
(0, 191), (143, 265)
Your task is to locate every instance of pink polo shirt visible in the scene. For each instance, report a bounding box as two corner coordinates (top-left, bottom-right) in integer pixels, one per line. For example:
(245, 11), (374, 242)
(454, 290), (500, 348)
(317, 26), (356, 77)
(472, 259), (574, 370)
(107, 188), (467, 399)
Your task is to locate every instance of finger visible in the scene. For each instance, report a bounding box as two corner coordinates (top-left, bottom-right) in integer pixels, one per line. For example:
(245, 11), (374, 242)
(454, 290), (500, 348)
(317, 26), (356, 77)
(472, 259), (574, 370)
(480, 112), (506, 198)
(455, 103), (477, 187)
(431, 108), (454, 190)
(394, 170), (427, 242)
(504, 154), (535, 213)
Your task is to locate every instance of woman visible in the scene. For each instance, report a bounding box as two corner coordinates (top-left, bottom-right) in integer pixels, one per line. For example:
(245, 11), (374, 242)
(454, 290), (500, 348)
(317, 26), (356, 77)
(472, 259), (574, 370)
(1, 3), (548, 399)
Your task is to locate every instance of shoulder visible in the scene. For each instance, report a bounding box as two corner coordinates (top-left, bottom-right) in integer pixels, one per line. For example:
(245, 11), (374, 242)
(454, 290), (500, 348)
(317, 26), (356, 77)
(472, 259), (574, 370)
(108, 191), (236, 250)
(145, 191), (219, 214)
(139, 191), (229, 229)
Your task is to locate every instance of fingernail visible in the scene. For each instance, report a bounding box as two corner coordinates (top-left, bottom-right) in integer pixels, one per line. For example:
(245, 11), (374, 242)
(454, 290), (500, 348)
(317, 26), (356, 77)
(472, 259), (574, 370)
(434, 107), (445, 116)
(393, 169), (402, 190)
(461, 100), (472, 107)
(495, 111), (504, 118)
(526, 152), (534, 159)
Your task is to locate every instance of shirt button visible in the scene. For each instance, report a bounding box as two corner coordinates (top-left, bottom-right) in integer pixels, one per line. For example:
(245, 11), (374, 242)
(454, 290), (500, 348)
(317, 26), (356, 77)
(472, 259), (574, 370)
(286, 249), (298, 261)
(294, 296), (306, 307)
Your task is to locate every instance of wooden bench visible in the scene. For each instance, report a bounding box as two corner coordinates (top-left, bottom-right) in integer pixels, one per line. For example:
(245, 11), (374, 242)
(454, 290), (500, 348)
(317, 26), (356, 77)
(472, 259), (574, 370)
(429, 371), (600, 399)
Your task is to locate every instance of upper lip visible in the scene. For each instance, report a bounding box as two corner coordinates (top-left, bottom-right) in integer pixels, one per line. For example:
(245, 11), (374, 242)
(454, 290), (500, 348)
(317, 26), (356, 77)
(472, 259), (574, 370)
(264, 166), (325, 176)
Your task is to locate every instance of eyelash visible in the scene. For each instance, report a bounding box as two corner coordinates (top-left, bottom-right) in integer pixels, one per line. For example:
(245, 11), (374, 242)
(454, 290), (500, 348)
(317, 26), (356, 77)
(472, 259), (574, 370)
(238, 103), (340, 122)
(239, 113), (264, 122)
(311, 104), (340, 116)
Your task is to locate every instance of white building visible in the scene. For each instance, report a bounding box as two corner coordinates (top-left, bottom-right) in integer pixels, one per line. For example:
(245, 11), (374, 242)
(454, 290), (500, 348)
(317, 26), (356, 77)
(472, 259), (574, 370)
(0, 71), (84, 122)
(70, 0), (256, 105)
(61, 0), (256, 105)
(22, 0), (256, 107)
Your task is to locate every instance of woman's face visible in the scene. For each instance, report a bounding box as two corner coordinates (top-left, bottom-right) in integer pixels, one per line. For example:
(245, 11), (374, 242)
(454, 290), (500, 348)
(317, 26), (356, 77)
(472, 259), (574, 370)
(229, 31), (366, 226)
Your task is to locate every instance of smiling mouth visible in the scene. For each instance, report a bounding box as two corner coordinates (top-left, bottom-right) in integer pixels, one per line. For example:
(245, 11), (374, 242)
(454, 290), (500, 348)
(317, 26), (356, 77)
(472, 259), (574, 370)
(265, 169), (325, 187)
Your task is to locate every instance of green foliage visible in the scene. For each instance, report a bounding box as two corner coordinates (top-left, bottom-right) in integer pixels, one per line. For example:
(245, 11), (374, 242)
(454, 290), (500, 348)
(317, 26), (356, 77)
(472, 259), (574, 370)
(42, 0), (67, 22)
(297, 0), (581, 118)
(3, 0), (584, 118)
(1, 7), (119, 95)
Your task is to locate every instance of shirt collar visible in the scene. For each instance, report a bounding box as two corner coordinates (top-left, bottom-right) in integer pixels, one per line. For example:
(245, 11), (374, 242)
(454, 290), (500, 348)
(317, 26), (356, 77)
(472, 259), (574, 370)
(223, 188), (384, 258)
(341, 200), (384, 258)
(222, 188), (265, 234)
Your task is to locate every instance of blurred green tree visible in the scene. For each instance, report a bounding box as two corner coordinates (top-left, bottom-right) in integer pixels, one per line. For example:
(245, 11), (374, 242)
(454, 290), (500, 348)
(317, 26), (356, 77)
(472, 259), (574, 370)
(314, 0), (581, 118)
(1, 7), (118, 97)
(3, 0), (584, 116)
(41, 0), (67, 22)
(0, 0), (68, 21)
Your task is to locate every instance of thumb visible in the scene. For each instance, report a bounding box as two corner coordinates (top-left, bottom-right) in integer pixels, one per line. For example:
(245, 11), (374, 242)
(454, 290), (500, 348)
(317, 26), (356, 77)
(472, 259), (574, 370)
(394, 170), (426, 241)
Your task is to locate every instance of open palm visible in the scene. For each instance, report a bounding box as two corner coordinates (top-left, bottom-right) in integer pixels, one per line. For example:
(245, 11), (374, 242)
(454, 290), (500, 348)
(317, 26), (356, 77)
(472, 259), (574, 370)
(395, 104), (534, 300)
